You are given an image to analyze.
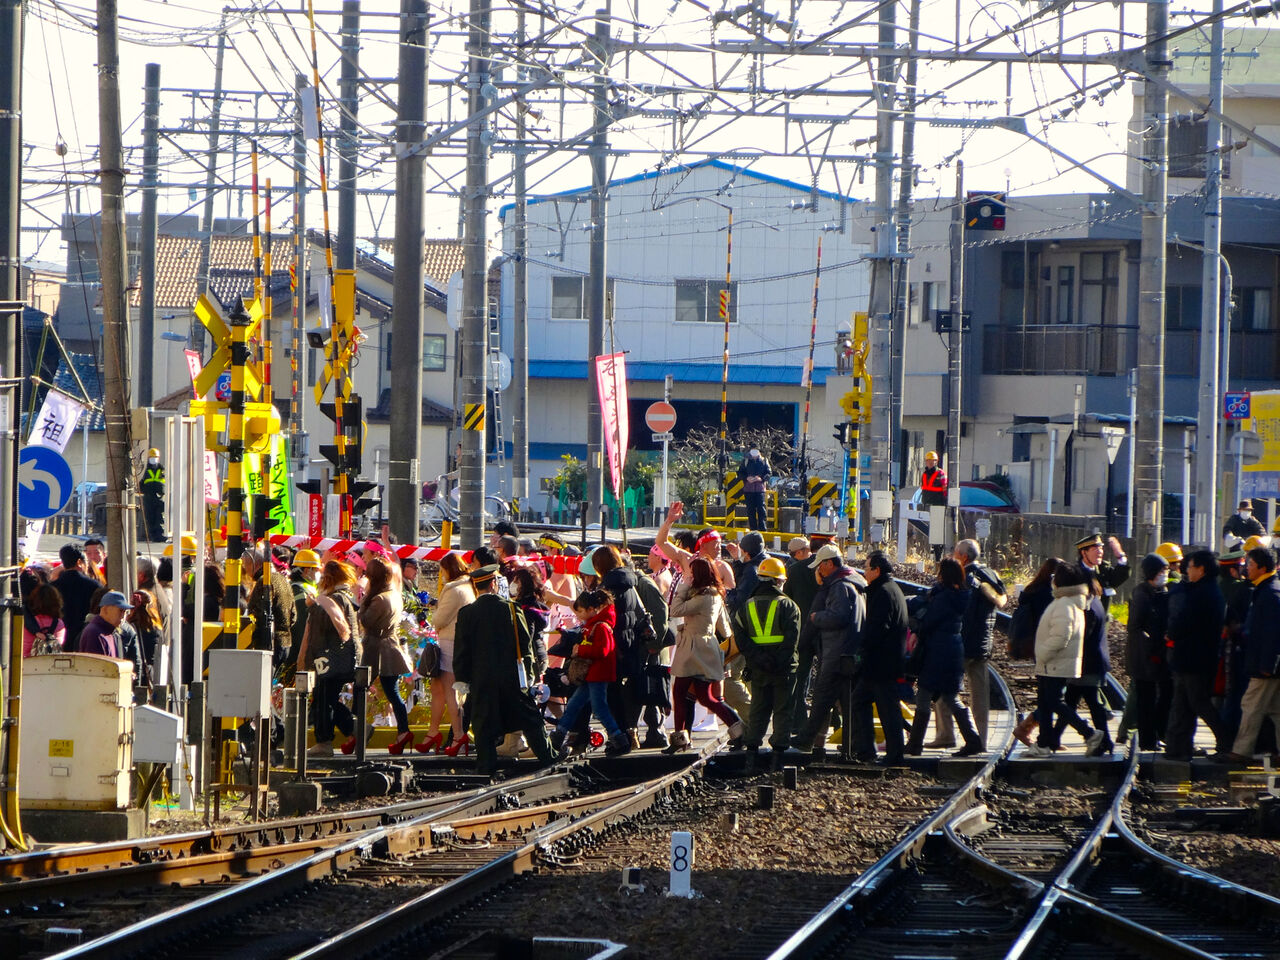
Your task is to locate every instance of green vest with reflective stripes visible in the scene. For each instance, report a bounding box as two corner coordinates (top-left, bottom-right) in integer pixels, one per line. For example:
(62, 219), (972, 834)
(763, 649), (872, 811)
(746, 597), (785, 645)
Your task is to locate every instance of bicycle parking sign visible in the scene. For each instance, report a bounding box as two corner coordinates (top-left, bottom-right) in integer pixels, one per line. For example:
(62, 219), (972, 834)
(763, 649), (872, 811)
(1224, 391), (1251, 420)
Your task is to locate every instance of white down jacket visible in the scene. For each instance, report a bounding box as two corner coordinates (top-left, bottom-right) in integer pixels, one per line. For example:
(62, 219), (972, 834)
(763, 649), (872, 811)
(1034, 583), (1089, 679)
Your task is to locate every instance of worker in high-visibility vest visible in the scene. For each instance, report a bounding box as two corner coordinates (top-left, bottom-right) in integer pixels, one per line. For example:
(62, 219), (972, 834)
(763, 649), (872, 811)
(919, 450), (948, 507)
(140, 448), (167, 541)
(730, 556), (802, 769)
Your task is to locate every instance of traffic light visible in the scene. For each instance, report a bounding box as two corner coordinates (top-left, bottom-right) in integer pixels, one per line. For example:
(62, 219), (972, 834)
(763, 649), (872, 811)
(349, 479), (378, 517)
(252, 495), (284, 539)
(296, 479), (325, 496)
(965, 191), (1006, 231)
(319, 393), (364, 474)
(833, 422), (852, 448)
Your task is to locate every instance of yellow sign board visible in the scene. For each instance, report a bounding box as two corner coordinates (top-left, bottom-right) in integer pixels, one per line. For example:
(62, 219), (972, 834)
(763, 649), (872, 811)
(190, 400), (281, 453)
(193, 294), (264, 400)
(1244, 390), (1280, 472)
(48, 739), (73, 757)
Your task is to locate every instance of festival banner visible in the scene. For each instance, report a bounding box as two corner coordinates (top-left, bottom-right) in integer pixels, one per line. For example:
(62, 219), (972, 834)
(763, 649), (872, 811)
(594, 352), (629, 499)
(20, 389), (87, 558)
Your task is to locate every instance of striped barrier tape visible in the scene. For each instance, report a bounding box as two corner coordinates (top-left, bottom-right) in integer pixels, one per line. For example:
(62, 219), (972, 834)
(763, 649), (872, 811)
(265, 534), (584, 575)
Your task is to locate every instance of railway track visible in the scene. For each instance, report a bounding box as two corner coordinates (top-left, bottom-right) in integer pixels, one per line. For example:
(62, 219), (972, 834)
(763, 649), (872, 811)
(770, 732), (1280, 960)
(16, 737), (721, 959)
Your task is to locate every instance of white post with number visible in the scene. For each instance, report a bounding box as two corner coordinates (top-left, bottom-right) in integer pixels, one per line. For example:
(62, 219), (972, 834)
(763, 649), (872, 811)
(668, 830), (694, 898)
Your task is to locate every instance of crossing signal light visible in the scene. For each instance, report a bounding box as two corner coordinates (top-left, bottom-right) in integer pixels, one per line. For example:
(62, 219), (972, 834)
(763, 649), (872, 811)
(319, 393), (364, 473)
(253, 497), (284, 539)
(349, 479), (378, 517)
(965, 191), (1005, 231)
(833, 422), (852, 448)
(296, 479), (324, 496)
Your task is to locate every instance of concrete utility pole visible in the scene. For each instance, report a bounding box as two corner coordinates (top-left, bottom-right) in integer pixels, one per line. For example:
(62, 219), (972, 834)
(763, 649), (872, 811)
(890, 0), (921, 489)
(947, 161), (964, 540)
(867, 0), (897, 502)
(97, 0), (136, 589)
(1135, 0), (1170, 552)
(337, 1), (360, 272)
(291, 72), (308, 484)
(458, 0), (492, 546)
(585, 6), (611, 523)
(511, 5), (530, 511)
(1195, 0), (1224, 547)
(193, 12), (227, 354)
(138, 63), (160, 407)
(388, 0), (428, 545)
(1, 0), (24, 845)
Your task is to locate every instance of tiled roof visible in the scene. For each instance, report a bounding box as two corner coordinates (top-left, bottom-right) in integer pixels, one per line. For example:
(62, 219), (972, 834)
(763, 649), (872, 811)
(21, 353), (105, 432)
(366, 388), (453, 425)
(208, 269), (293, 313)
(137, 234), (297, 308)
(374, 237), (464, 288)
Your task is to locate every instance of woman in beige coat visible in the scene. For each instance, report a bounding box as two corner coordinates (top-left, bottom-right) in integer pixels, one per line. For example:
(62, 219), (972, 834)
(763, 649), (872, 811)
(1026, 566), (1098, 756)
(664, 557), (744, 752)
(417, 551), (472, 753)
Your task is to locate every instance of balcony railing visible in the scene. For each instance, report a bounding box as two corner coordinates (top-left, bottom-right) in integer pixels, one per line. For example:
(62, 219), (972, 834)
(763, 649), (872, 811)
(982, 324), (1137, 376)
(1165, 329), (1280, 380)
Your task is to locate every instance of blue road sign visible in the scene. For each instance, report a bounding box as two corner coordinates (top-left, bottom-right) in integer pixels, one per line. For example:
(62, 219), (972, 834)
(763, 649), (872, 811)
(1224, 391), (1251, 420)
(215, 370), (232, 402)
(18, 446), (74, 520)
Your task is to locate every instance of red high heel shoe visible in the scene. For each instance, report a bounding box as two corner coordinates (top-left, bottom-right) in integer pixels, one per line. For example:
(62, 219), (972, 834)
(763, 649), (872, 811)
(387, 731), (414, 755)
(340, 736), (359, 755)
(442, 733), (472, 757)
(414, 732), (443, 754)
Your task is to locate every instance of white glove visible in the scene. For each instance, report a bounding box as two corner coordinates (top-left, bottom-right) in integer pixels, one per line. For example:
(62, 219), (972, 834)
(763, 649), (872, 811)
(452, 681), (470, 698)
(1223, 534), (1241, 550)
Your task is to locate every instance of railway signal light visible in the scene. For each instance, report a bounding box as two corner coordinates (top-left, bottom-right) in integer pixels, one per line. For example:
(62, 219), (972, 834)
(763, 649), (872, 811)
(319, 393), (364, 474)
(350, 479), (378, 517)
(965, 191), (1006, 231)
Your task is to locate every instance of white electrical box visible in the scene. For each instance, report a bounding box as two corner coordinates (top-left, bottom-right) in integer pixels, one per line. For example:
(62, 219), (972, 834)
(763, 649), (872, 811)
(133, 705), (184, 768)
(20, 655), (134, 811)
(870, 490), (893, 521)
(207, 649), (272, 718)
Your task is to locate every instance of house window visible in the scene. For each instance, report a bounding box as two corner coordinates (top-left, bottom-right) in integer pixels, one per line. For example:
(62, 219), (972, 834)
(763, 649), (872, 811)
(1238, 287), (1273, 330)
(551, 275), (614, 320)
(675, 279), (736, 323)
(1166, 285), (1202, 330)
(999, 250), (1039, 324)
(1056, 265), (1076, 324)
(423, 334), (447, 371)
(1080, 252), (1119, 324)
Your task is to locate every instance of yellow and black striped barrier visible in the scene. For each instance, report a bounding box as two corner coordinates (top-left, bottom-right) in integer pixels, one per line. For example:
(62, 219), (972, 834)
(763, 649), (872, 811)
(462, 402), (485, 431)
(808, 477), (838, 515)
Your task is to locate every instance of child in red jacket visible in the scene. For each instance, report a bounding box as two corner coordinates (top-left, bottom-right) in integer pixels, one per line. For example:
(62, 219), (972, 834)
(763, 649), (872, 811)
(550, 590), (631, 756)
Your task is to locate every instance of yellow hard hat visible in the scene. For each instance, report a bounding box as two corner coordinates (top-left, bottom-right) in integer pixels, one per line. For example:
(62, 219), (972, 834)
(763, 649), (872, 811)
(1155, 542), (1183, 564)
(147, 448), (160, 459)
(1272, 516), (1280, 535)
(925, 450), (939, 461)
(293, 548), (321, 569)
(1244, 535), (1270, 552)
(162, 534), (198, 557)
(757, 556), (787, 581)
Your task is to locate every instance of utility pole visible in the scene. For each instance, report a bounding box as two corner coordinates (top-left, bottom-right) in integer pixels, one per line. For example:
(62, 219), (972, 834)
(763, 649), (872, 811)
(388, 0), (428, 545)
(1135, 0), (1170, 552)
(511, 5), (530, 512)
(0, 0), (24, 850)
(890, 0), (921, 489)
(291, 72), (308, 488)
(97, 0), (136, 589)
(947, 161), (963, 541)
(458, 0), (492, 546)
(1195, 0), (1224, 547)
(138, 62), (160, 407)
(193, 12), (227, 354)
(867, 0), (897, 506)
(337, 1), (359, 272)
(585, 5), (611, 523)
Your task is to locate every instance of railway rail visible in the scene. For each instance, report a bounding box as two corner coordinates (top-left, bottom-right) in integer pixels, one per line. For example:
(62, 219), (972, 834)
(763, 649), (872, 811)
(16, 737), (722, 959)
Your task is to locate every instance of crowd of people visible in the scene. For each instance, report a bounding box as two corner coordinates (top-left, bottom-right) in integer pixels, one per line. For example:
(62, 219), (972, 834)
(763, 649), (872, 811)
(18, 500), (1278, 774)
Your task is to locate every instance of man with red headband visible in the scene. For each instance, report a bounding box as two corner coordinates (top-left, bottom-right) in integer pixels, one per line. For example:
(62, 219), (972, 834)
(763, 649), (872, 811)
(657, 503), (736, 591)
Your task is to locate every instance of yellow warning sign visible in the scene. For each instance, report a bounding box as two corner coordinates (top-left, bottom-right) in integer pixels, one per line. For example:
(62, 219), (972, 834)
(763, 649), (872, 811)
(463, 403), (485, 431)
(48, 739), (73, 758)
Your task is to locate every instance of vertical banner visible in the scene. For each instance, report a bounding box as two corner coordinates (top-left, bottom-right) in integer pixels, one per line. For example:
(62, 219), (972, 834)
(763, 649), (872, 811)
(308, 493), (324, 538)
(184, 349), (203, 398)
(20, 389), (87, 558)
(203, 450), (221, 504)
(268, 435), (294, 535)
(594, 352), (630, 498)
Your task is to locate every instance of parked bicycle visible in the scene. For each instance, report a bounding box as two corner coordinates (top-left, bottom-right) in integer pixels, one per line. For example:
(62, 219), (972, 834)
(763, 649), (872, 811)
(419, 474), (511, 542)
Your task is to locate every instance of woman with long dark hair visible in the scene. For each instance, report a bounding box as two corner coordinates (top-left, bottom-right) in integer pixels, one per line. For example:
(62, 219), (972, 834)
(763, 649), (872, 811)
(22, 583), (65, 657)
(1009, 556), (1064, 744)
(297, 560), (362, 757)
(591, 544), (650, 749)
(664, 556), (744, 753)
(359, 556), (415, 754)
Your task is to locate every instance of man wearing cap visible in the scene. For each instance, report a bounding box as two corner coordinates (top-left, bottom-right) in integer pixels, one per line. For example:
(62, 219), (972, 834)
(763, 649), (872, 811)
(77, 590), (134, 658)
(784, 536), (820, 738)
(727, 531), (767, 612)
(1223, 499), (1264, 547)
(919, 452), (948, 559)
(453, 563), (555, 776)
(796, 542), (866, 756)
(141, 448), (166, 541)
(731, 556), (801, 767)
(739, 447), (772, 531)
(288, 550), (322, 668)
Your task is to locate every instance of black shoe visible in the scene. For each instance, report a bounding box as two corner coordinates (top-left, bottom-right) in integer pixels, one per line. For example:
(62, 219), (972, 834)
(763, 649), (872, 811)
(853, 753), (878, 764)
(953, 743), (985, 758)
(549, 729), (566, 754)
(878, 755), (906, 766)
(641, 729), (668, 749)
(770, 750), (789, 772)
(604, 733), (632, 756)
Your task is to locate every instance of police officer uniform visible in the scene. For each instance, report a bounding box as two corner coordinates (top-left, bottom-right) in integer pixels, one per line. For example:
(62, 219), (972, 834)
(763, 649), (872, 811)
(731, 563), (801, 758)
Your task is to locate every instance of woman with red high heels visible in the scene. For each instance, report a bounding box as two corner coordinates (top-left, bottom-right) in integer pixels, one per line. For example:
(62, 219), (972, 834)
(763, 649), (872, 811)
(297, 560), (362, 757)
(416, 552), (472, 754)
(359, 557), (416, 754)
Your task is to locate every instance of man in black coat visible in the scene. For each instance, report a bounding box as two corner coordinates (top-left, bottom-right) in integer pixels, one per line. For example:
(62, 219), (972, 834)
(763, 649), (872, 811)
(952, 538), (1006, 745)
(783, 537), (820, 740)
(1223, 499), (1265, 546)
(1227, 547), (1280, 761)
(53, 544), (102, 651)
(453, 565), (554, 776)
(1164, 550), (1230, 760)
(853, 551), (908, 764)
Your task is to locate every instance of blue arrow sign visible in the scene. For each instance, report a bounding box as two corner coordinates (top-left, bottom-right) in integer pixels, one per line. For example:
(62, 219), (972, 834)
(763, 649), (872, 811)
(18, 446), (74, 520)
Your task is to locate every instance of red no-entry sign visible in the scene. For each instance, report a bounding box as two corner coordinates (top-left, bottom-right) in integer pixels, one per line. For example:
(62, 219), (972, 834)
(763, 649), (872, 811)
(645, 401), (677, 434)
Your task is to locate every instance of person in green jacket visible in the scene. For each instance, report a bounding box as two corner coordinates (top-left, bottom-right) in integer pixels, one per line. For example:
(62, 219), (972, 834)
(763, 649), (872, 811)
(732, 556), (802, 768)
